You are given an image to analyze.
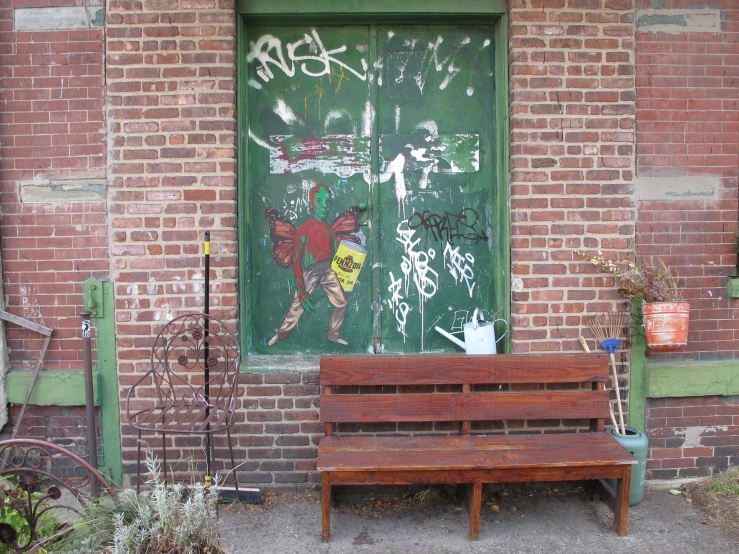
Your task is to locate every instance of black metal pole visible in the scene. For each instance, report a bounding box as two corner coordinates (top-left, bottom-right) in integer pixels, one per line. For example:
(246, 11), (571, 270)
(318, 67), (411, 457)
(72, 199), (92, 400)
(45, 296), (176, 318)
(81, 311), (99, 496)
(204, 231), (211, 481)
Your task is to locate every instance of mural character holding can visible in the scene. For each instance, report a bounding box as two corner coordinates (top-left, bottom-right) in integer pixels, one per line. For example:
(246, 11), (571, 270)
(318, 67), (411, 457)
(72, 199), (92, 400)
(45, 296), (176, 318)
(265, 184), (362, 346)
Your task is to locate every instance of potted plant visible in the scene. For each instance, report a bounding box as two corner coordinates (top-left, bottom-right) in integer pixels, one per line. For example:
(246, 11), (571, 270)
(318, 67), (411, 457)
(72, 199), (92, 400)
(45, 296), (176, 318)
(576, 250), (689, 351)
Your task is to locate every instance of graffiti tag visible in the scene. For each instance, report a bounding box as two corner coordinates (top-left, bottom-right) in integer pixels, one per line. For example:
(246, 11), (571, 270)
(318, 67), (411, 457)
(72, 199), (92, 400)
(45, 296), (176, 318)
(387, 271), (410, 341)
(248, 29), (368, 83)
(407, 208), (488, 245)
(443, 243), (476, 298)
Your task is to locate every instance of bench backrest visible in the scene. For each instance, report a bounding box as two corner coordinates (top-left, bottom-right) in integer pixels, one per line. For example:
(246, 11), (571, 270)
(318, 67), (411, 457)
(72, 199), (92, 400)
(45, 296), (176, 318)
(320, 353), (611, 436)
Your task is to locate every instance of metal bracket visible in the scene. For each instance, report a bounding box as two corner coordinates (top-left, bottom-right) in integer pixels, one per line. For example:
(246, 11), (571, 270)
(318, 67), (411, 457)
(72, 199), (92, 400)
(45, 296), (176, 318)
(84, 277), (104, 318)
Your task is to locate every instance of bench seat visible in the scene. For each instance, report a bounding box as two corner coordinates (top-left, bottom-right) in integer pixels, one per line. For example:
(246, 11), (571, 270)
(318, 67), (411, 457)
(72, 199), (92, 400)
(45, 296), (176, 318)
(319, 433), (634, 474)
(318, 353), (636, 542)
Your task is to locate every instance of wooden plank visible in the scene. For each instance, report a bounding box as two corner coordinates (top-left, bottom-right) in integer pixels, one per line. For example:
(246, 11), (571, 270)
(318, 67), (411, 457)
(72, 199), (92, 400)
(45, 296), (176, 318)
(466, 482), (482, 540)
(614, 465), (631, 536)
(320, 390), (611, 423)
(322, 472), (331, 542)
(0, 310), (53, 336)
(320, 353), (609, 385)
(318, 434), (635, 472)
(327, 465), (632, 486)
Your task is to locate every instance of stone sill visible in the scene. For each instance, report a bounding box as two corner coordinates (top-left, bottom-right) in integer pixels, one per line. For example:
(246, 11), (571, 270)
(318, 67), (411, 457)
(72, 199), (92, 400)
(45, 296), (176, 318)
(240, 355), (321, 374)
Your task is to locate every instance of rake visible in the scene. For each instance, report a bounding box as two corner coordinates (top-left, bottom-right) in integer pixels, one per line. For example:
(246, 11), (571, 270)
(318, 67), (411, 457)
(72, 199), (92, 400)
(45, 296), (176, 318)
(586, 312), (628, 435)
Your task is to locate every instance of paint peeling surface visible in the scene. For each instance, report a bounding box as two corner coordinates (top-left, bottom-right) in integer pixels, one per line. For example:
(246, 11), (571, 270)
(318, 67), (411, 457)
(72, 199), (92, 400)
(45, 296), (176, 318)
(380, 134), (480, 173)
(245, 24), (501, 356)
(268, 135), (370, 176)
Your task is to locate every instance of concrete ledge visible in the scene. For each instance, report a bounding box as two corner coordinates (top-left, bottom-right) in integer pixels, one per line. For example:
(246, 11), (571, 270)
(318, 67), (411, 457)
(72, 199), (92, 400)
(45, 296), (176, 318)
(14, 7), (104, 31)
(241, 355), (320, 374)
(636, 9), (721, 33)
(20, 180), (107, 203)
(636, 175), (719, 202)
(6, 369), (100, 406)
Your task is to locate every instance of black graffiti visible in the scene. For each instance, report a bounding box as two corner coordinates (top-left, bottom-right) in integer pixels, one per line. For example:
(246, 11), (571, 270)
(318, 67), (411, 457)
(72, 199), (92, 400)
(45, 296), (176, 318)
(407, 208), (489, 245)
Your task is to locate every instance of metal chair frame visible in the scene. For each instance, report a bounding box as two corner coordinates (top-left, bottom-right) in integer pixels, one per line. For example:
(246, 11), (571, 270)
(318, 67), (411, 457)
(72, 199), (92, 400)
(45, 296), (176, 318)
(125, 313), (240, 494)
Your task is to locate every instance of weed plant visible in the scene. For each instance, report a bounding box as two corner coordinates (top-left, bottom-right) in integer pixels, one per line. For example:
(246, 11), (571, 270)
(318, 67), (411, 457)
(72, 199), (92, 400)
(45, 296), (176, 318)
(56, 451), (222, 554)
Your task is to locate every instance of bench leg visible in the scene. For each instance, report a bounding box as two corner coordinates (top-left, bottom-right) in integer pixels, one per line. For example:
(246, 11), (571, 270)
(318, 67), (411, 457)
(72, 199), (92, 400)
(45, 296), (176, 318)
(465, 482), (482, 540)
(614, 465), (631, 537)
(322, 472), (331, 542)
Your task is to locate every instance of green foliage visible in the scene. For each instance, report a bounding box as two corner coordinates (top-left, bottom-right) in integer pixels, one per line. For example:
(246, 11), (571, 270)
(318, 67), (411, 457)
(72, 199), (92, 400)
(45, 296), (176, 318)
(0, 478), (58, 554)
(413, 489), (430, 503)
(706, 466), (739, 496)
(56, 451), (222, 554)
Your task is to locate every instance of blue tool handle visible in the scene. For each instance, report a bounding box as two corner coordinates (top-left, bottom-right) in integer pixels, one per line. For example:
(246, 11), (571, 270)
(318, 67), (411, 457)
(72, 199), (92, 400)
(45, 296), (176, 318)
(600, 338), (621, 354)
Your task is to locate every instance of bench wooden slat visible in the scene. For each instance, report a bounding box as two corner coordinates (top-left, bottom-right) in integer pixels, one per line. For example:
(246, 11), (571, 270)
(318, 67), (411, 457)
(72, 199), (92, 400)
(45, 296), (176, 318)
(320, 390), (611, 423)
(320, 353), (610, 385)
(318, 434), (635, 472)
(327, 466), (631, 487)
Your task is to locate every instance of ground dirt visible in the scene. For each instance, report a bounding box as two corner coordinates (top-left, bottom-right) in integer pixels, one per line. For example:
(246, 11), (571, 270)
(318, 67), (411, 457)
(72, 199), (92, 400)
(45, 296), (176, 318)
(218, 482), (738, 553)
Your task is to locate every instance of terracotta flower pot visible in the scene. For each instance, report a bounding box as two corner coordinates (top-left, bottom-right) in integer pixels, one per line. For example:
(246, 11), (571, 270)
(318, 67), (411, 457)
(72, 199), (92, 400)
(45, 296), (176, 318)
(642, 302), (690, 351)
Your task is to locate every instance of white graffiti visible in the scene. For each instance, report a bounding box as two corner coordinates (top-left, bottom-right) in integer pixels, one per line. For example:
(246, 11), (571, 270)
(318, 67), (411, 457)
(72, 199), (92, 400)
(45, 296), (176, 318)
(388, 34), (475, 94)
(443, 243), (476, 297)
(387, 271), (410, 341)
(248, 30), (368, 83)
(451, 310), (470, 331)
(394, 222), (439, 349)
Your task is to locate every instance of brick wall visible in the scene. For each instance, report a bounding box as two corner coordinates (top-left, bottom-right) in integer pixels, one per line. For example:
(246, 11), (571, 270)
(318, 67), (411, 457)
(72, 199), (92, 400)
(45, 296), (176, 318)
(508, 0), (636, 425)
(646, 395), (739, 479)
(635, 0), (739, 361)
(635, 2), (739, 478)
(105, 0), (239, 483)
(0, 1), (108, 451)
(1, 0), (737, 488)
(0, 0), (108, 370)
(509, 0), (636, 352)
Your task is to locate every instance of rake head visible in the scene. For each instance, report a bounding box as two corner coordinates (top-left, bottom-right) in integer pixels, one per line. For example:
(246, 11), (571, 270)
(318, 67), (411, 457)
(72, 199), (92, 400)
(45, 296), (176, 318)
(585, 312), (628, 354)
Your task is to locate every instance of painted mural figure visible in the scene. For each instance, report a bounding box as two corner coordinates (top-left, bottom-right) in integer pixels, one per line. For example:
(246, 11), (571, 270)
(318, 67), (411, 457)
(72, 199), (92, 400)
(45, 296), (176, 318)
(265, 184), (361, 346)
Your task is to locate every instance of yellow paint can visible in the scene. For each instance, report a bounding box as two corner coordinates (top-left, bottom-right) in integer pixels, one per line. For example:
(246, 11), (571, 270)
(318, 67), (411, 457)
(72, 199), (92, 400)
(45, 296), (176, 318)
(331, 240), (367, 291)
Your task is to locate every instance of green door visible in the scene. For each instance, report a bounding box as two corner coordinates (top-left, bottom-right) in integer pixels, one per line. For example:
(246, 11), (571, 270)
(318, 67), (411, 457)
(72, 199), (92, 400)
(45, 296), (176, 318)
(244, 24), (501, 355)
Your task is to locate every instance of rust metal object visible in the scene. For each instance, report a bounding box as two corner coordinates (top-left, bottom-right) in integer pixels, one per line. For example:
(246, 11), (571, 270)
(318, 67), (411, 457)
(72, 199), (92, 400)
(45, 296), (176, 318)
(0, 438), (113, 553)
(125, 313), (241, 494)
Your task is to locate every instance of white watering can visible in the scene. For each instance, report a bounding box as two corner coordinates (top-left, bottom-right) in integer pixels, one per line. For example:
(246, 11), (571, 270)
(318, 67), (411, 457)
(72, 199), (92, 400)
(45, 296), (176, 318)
(434, 309), (509, 355)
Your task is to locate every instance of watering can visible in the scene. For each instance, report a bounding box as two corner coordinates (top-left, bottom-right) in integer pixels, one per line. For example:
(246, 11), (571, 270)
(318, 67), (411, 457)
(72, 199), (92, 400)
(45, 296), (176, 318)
(434, 309), (509, 355)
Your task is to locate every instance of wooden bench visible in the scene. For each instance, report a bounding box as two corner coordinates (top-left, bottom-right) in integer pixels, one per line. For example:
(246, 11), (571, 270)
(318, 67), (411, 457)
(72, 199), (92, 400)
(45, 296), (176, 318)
(317, 353), (636, 541)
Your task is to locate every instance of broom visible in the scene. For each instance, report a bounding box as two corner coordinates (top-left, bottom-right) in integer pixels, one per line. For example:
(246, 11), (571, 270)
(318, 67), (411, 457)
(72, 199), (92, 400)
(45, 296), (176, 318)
(586, 312), (628, 435)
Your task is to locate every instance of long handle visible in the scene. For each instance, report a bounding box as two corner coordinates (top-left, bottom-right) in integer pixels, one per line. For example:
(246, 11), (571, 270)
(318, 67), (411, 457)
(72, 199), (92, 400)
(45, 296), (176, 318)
(609, 352), (626, 435)
(204, 231), (211, 480)
(609, 403), (620, 430)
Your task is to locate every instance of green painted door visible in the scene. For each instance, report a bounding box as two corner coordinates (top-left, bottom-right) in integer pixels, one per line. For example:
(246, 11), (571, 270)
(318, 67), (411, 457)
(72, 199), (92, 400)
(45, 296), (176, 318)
(244, 24), (501, 355)
(377, 25), (497, 352)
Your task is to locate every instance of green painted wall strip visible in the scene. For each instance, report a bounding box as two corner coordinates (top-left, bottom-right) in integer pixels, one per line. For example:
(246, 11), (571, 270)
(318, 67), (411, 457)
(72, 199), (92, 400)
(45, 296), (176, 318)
(97, 280), (122, 485)
(647, 363), (739, 398)
(369, 23), (382, 351)
(237, 15), (252, 354)
(6, 369), (100, 406)
(238, 0), (507, 16)
(629, 300), (647, 433)
(494, 13), (510, 353)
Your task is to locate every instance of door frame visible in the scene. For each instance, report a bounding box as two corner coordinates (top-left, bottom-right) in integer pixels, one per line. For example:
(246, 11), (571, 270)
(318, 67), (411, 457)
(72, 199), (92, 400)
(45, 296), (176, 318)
(236, 0), (510, 369)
